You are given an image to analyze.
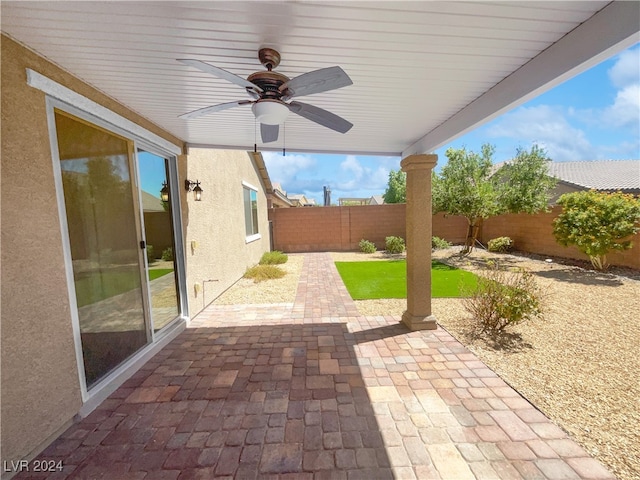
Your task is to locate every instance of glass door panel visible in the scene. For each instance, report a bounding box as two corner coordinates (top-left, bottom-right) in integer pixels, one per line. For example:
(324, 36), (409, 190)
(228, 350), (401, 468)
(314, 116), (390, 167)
(54, 111), (149, 388)
(137, 150), (180, 331)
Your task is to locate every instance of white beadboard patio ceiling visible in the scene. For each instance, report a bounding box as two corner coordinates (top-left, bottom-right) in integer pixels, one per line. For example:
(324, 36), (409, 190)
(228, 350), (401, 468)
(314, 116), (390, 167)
(2, 1), (638, 157)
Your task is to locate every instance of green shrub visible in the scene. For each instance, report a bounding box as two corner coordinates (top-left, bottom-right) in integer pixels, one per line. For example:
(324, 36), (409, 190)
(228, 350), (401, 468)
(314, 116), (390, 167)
(260, 250), (288, 265)
(553, 190), (640, 270)
(244, 264), (286, 282)
(462, 263), (543, 332)
(487, 236), (513, 253)
(161, 247), (173, 261)
(432, 236), (452, 250)
(359, 239), (377, 254)
(385, 236), (406, 254)
(146, 245), (155, 264)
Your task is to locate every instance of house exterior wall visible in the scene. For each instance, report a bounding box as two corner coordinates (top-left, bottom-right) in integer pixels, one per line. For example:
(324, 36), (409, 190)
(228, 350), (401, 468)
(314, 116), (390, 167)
(0, 35), (186, 464)
(268, 204), (469, 252)
(549, 181), (581, 204)
(182, 149), (271, 314)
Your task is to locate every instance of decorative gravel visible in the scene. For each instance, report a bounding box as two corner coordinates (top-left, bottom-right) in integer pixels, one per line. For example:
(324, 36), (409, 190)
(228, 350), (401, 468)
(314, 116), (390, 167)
(213, 248), (639, 479)
(213, 254), (304, 305)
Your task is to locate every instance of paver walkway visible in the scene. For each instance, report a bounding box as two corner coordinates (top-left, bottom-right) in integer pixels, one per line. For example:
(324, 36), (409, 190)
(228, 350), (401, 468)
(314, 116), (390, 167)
(17, 253), (615, 479)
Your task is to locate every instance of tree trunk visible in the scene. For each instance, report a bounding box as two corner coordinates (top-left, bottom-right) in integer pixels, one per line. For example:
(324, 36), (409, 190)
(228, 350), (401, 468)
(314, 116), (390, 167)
(462, 218), (483, 254)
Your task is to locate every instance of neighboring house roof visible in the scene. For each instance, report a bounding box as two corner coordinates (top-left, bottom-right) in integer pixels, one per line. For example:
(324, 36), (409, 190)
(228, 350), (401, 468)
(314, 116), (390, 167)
(288, 194), (307, 207)
(141, 191), (165, 212)
(369, 195), (384, 205)
(547, 160), (640, 192)
(272, 182), (286, 196)
(491, 159), (640, 194)
(271, 189), (293, 207)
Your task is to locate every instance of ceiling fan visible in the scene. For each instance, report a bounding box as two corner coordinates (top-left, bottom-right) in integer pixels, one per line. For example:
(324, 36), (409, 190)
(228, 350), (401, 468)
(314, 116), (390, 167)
(178, 48), (353, 143)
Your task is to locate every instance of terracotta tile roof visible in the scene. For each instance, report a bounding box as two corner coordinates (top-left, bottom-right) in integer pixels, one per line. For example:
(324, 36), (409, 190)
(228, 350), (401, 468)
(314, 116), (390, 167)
(548, 160), (640, 192)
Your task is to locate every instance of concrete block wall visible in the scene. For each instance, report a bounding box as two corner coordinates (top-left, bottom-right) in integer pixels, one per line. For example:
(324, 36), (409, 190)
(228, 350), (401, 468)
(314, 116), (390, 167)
(269, 206), (344, 252)
(433, 213), (469, 244)
(482, 206), (640, 269)
(269, 204), (639, 269)
(269, 205), (468, 253)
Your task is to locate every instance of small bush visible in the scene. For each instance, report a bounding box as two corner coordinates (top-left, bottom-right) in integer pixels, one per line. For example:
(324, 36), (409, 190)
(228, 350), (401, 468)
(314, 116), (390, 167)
(161, 247), (174, 261)
(385, 236), (405, 254)
(146, 245), (155, 264)
(244, 264), (286, 282)
(462, 263), (543, 332)
(260, 250), (288, 265)
(359, 239), (377, 254)
(432, 236), (452, 250)
(553, 190), (640, 270)
(488, 237), (513, 253)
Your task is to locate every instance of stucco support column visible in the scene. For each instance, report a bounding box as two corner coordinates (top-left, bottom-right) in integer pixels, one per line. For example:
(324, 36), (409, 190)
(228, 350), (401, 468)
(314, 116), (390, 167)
(401, 154), (438, 330)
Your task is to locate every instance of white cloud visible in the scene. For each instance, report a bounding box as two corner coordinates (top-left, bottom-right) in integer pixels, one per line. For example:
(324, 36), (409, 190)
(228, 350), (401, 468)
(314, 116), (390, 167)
(600, 46), (640, 133)
(608, 47), (640, 89)
(262, 151), (316, 189)
(487, 105), (593, 161)
(340, 155), (364, 178)
(602, 84), (640, 130)
(336, 155), (390, 192)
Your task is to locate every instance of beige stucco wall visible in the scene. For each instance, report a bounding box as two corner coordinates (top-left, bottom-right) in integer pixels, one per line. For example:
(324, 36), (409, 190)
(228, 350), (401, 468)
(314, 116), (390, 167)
(182, 149), (271, 315)
(1, 34), (185, 463)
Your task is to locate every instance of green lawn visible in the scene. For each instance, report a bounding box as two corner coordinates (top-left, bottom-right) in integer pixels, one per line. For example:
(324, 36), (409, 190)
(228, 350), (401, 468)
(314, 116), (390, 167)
(75, 268), (174, 307)
(148, 268), (174, 281)
(334, 260), (477, 300)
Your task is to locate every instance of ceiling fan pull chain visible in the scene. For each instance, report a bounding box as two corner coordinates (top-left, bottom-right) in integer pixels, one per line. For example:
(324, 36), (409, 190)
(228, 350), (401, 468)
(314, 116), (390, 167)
(283, 123), (286, 157)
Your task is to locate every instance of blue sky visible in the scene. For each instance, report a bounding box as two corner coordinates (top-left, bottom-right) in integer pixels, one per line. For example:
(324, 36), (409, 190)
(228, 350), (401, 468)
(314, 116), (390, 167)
(263, 43), (639, 205)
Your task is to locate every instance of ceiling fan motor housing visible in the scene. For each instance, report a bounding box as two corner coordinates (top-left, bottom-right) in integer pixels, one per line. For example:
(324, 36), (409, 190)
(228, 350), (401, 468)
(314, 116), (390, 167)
(247, 71), (290, 100)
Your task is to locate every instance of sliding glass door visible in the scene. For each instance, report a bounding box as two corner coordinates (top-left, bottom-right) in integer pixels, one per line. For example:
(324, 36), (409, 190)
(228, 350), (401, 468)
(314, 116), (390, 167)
(54, 110), (182, 390)
(137, 150), (180, 332)
(55, 110), (149, 388)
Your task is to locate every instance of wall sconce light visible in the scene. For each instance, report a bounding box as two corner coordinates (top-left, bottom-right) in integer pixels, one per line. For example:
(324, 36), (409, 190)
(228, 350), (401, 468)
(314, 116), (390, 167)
(160, 182), (169, 202)
(185, 179), (203, 201)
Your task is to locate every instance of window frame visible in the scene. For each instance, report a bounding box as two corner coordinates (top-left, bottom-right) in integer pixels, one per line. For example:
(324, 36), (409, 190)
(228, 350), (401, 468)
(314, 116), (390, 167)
(242, 181), (261, 243)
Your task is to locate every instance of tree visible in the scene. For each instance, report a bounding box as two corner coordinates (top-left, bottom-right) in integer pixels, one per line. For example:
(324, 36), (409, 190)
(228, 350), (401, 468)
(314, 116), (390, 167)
(552, 190), (640, 270)
(494, 145), (557, 214)
(433, 144), (499, 253)
(383, 169), (406, 203)
(433, 144), (557, 253)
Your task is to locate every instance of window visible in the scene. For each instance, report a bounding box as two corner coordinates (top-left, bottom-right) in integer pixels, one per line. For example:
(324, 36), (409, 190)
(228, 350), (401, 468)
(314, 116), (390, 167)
(243, 183), (260, 242)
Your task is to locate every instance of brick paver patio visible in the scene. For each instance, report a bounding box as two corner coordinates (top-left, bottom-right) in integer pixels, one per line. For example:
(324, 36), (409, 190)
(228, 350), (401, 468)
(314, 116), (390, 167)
(17, 253), (615, 479)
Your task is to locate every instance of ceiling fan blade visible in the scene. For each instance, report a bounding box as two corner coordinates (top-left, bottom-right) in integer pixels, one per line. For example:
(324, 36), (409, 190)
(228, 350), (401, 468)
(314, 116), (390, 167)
(178, 59), (263, 93)
(289, 101), (353, 134)
(280, 66), (352, 98)
(178, 100), (252, 120)
(261, 123), (279, 143)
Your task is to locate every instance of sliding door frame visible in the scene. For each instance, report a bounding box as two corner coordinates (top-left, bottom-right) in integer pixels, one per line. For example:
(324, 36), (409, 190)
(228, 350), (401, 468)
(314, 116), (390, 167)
(45, 96), (188, 408)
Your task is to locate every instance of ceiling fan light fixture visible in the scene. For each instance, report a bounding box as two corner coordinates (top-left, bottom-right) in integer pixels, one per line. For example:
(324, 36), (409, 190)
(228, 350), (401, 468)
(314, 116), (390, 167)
(252, 99), (290, 125)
